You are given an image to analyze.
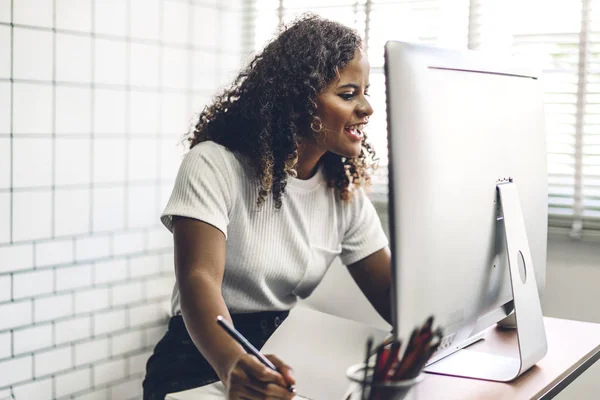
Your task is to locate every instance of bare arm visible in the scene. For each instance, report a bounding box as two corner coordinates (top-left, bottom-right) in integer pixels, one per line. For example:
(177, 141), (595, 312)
(172, 216), (240, 380)
(346, 246), (393, 324)
(172, 216), (294, 398)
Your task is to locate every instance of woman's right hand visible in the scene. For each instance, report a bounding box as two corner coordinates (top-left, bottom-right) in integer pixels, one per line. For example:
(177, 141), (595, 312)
(225, 353), (296, 399)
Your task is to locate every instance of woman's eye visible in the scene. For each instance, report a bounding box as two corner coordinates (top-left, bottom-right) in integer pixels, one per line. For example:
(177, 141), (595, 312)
(339, 93), (355, 100)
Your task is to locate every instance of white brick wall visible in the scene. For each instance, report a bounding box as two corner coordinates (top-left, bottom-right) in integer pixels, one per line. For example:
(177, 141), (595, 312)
(73, 389), (110, 400)
(0, 275), (10, 303)
(54, 190), (91, 237)
(75, 236), (111, 262)
(35, 346), (73, 377)
(130, 303), (163, 328)
(127, 351), (152, 376)
(13, 191), (53, 242)
(55, 315), (92, 345)
(145, 275), (175, 300)
(130, 254), (161, 278)
(110, 377), (143, 400)
(93, 259), (127, 284)
(111, 281), (144, 307)
(35, 238), (74, 268)
(0, 301), (32, 330)
(0, 356), (32, 387)
(13, 269), (54, 299)
(0, 244), (34, 274)
(161, 251), (176, 273)
(0, 1), (241, 398)
(145, 325), (168, 348)
(55, 263), (93, 292)
(0, 332), (10, 359)
(13, 324), (53, 355)
(94, 358), (126, 386)
(11, 378), (53, 400)
(111, 330), (145, 357)
(93, 309), (127, 336)
(75, 288), (110, 314)
(74, 338), (110, 367)
(55, 368), (92, 398)
(34, 294), (72, 323)
(73, 389), (108, 400)
(113, 231), (145, 256)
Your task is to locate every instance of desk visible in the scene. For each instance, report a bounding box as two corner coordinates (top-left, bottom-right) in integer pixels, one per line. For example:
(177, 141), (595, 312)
(166, 316), (600, 400)
(405, 317), (600, 400)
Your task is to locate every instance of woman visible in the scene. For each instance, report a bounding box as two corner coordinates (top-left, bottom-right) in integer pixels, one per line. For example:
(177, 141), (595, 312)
(143, 14), (392, 400)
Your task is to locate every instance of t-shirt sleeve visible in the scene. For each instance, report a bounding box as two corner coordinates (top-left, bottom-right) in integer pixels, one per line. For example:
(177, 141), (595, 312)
(160, 143), (234, 239)
(339, 188), (389, 266)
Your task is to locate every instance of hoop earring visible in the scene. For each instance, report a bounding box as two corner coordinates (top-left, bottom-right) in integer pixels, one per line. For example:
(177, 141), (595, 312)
(311, 118), (323, 133)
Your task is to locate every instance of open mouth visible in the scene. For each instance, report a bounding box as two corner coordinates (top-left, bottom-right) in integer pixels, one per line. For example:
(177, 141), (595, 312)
(344, 124), (365, 141)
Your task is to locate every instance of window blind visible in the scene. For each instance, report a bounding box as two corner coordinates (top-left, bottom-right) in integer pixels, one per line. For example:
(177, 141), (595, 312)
(585, 0), (600, 231)
(243, 0), (600, 237)
(365, 0), (469, 199)
(470, 0), (600, 237)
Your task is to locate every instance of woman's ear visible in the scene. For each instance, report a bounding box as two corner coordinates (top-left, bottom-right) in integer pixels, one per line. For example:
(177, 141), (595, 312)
(311, 116), (323, 133)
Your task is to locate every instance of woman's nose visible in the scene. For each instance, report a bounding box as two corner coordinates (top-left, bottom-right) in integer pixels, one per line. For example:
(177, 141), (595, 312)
(357, 97), (374, 118)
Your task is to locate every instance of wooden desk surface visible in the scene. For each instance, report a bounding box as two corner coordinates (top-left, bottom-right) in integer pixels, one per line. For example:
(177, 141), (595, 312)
(167, 316), (600, 400)
(409, 317), (600, 400)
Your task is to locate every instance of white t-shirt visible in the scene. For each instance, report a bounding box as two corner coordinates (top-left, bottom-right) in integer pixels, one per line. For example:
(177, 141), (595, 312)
(161, 141), (388, 314)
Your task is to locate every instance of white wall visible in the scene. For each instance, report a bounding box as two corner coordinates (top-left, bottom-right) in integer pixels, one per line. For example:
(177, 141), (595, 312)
(0, 1), (243, 399)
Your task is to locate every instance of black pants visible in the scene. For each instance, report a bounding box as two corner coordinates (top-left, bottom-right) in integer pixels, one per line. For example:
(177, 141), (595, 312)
(142, 310), (289, 400)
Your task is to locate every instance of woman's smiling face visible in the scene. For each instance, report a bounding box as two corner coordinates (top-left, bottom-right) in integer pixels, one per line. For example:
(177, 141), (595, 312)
(314, 48), (374, 158)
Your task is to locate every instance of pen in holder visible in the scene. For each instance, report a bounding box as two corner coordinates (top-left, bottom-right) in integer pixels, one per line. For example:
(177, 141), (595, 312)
(346, 362), (424, 400)
(346, 315), (443, 400)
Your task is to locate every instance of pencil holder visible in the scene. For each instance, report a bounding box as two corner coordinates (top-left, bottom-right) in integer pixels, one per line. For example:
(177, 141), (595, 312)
(346, 362), (424, 400)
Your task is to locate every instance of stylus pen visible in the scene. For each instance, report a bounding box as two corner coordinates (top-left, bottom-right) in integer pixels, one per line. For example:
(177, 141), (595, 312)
(216, 315), (296, 393)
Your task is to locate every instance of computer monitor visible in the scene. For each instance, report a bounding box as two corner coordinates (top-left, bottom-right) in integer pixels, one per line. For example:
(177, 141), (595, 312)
(384, 41), (548, 381)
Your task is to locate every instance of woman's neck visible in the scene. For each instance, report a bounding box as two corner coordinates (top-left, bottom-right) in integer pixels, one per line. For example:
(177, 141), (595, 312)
(295, 142), (325, 180)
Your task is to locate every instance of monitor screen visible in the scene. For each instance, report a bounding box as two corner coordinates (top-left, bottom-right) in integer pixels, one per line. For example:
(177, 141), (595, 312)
(384, 42), (548, 365)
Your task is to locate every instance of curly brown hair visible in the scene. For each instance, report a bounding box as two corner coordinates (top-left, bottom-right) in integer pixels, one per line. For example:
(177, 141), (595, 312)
(189, 14), (378, 208)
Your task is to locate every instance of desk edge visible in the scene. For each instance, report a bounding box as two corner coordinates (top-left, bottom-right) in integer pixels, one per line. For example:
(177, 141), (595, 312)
(537, 343), (600, 400)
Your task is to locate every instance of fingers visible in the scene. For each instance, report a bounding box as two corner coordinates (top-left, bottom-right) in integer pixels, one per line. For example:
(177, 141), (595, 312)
(229, 382), (293, 400)
(228, 371), (294, 400)
(227, 354), (296, 400)
(238, 354), (289, 388)
(246, 381), (295, 399)
(265, 354), (296, 386)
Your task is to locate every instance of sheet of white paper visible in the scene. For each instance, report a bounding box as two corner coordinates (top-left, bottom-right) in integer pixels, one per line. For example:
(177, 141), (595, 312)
(261, 307), (389, 400)
(166, 307), (389, 400)
(298, 258), (391, 332)
(165, 381), (226, 400)
(165, 382), (315, 400)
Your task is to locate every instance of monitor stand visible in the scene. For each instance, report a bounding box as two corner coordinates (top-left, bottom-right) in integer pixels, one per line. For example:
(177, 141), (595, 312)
(424, 180), (548, 382)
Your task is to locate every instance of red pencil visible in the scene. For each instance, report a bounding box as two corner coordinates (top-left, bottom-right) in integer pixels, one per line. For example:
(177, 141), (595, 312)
(381, 340), (401, 382)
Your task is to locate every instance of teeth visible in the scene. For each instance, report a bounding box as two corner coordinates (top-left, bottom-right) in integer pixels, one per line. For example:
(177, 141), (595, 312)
(346, 124), (365, 131)
(347, 128), (362, 138)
